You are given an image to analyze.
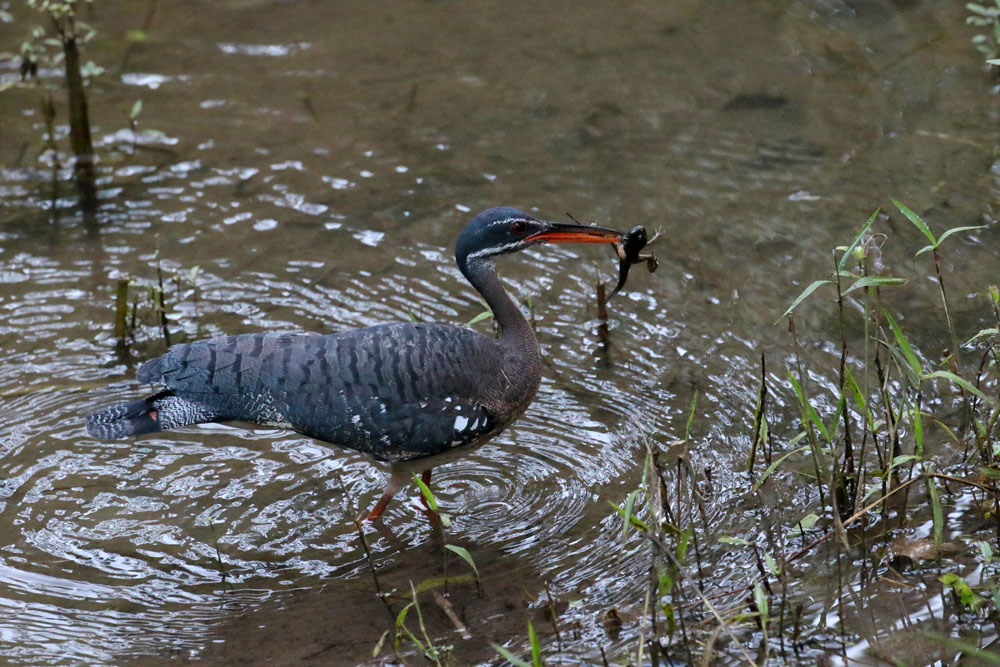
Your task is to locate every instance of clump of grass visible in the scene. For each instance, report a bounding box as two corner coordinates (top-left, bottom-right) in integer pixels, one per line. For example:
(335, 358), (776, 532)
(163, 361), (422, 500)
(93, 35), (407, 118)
(606, 200), (998, 664)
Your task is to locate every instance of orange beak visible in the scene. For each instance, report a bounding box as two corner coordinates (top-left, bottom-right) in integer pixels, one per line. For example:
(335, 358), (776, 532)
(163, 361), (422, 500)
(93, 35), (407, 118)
(525, 221), (622, 245)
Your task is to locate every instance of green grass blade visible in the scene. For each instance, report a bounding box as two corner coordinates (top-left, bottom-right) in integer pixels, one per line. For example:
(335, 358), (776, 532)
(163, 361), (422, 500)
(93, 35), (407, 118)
(413, 473), (438, 511)
(924, 633), (1000, 664)
(528, 620), (542, 667)
(841, 275), (907, 296)
(492, 644), (533, 667)
(838, 208), (880, 271)
(936, 225), (987, 246)
(753, 445), (810, 490)
(882, 308), (923, 376)
(926, 477), (943, 545)
(962, 327), (1000, 349)
(372, 630), (389, 658)
(892, 198), (937, 245)
(465, 309), (494, 326)
(776, 279), (833, 324)
(685, 390), (699, 440)
(609, 498), (649, 533)
(786, 371), (828, 443)
(921, 370), (997, 406)
(753, 582), (769, 630)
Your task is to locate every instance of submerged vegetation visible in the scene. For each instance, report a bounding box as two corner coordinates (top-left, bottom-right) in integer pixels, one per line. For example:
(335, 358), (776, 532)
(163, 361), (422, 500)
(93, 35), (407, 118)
(108, 260), (202, 360)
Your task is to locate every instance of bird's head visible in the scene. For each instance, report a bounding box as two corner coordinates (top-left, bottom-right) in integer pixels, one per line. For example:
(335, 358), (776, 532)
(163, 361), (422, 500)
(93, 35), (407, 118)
(455, 207), (621, 270)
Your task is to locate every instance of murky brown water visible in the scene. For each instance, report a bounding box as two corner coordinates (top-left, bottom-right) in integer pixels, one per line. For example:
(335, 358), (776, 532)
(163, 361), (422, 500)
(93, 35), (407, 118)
(1, 0), (999, 664)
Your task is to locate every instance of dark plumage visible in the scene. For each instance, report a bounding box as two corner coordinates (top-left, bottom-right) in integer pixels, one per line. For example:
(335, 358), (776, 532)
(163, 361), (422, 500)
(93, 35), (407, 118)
(86, 207), (622, 521)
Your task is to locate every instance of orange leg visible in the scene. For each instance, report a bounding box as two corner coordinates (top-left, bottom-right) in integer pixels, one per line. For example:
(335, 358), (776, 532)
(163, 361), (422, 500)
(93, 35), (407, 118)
(360, 469), (439, 524)
(361, 471), (408, 523)
(364, 491), (395, 522)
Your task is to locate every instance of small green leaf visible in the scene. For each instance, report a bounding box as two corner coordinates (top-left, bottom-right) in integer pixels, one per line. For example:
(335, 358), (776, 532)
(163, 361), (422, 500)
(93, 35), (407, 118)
(790, 513), (819, 538)
(126, 28), (147, 43)
(395, 601), (413, 635)
(81, 60), (104, 77)
(372, 630), (389, 657)
(763, 551), (779, 576)
(838, 208), (880, 271)
(718, 536), (751, 545)
(753, 582), (769, 641)
(979, 466), (1000, 480)
(753, 445), (809, 490)
(938, 573), (985, 612)
(841, 275), (907, 296)
(776, 279), (833, 323)
(676, 526), (691, 562)
(444, 544), (480, 583)
(129, 99), (143, 120)
(892, 198), (937, 246)
(412, 473), (438, 511)
(658, 569), (673, 596)
(891, 454), (921, 467)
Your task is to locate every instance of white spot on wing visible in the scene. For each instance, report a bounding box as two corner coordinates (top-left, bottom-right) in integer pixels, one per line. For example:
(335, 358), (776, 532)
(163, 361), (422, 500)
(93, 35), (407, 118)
(351, 414), (361, 426)
(454, 416), (469, 432)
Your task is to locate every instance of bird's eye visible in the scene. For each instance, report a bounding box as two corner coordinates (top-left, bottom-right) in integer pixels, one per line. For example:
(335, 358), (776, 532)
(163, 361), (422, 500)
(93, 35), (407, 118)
(511, 220), (527, 237)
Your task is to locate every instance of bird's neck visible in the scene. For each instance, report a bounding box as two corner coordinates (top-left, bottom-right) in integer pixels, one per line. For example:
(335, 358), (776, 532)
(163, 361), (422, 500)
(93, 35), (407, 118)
(462, 259), (538, 352)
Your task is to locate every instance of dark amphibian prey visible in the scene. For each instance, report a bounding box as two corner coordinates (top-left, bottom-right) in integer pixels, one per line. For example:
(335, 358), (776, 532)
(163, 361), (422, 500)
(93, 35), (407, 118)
(87, 207), (647, 522)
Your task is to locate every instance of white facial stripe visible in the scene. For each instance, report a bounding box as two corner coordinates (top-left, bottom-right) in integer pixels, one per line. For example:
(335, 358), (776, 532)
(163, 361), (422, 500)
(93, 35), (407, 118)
(466, 240), (527, 261)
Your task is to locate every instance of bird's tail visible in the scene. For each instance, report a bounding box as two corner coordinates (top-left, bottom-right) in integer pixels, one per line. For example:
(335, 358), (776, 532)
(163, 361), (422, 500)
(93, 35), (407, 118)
(85, 391), (170, 439)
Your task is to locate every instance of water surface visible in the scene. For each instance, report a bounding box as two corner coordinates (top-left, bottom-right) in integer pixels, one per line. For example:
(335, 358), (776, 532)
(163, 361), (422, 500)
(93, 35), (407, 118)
(1, 0), (998, 663)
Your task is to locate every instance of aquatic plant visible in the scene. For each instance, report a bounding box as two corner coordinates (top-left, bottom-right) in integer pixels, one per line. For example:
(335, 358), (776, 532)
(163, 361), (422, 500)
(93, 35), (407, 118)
(968, 1), (1000, 65)
(599, 200), (999, 664)
(4, 0), (99, 209)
